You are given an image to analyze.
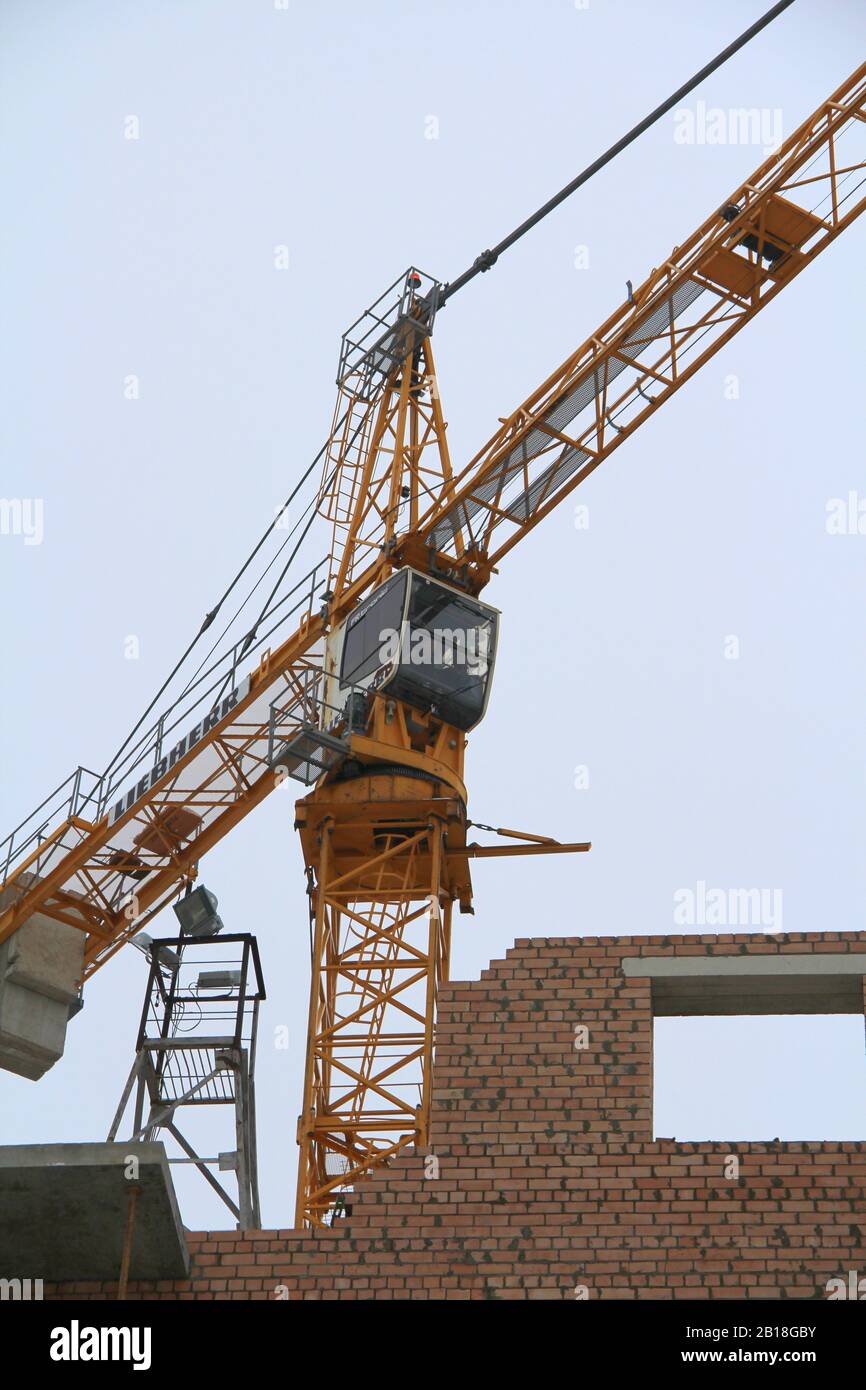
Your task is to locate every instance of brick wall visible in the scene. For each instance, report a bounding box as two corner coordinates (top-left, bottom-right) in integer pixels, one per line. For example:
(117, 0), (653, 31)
(47, 933), (866, 1300)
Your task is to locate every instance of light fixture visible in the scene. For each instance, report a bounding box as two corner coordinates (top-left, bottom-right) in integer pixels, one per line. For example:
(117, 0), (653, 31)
(173, 885), (224, 939)
(196, 970), (242, 992)
(131, 931), (181, 973)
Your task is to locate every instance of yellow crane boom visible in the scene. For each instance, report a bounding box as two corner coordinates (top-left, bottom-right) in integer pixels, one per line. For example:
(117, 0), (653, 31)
(1, 58), (864, 1225)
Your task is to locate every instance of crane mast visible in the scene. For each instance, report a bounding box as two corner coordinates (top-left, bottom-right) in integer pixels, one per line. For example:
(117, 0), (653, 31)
(0, 59), (864, 1227)
(292, 292), (469, 1220)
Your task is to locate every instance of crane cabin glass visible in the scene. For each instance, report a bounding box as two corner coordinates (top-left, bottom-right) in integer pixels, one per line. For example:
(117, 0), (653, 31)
(337, 568), (499, 732)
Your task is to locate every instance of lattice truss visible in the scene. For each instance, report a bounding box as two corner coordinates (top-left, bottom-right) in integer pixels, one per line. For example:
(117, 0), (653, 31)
(0, 641), (325, 978)
(318, 334), (458, 601)
(298, 822), (451, 1224)
(418, 65), (866, 570)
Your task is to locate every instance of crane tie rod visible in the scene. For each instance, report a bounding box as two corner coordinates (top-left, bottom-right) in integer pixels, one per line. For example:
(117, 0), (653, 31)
(438, 0), (797, 306)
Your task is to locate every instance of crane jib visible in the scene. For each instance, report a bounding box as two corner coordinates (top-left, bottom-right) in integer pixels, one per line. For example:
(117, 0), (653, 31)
(106, 674), (252, 828)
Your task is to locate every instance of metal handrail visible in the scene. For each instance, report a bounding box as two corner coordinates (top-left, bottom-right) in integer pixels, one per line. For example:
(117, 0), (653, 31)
(0, 558), (329, 888)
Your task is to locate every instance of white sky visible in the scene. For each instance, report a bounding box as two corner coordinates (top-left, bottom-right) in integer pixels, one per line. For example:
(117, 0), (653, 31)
(1, 0), (865, 1231)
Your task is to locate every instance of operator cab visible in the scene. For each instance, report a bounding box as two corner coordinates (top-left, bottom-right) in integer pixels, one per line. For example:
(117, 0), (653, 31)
(327, 568), (498, 733)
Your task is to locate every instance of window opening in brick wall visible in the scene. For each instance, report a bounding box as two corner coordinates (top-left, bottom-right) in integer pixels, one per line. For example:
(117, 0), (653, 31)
(653, 1015), (866, 1140)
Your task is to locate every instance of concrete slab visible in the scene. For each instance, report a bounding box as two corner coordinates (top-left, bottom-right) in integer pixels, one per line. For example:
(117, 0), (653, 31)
(621, 952), (866, 1016)
(0, 1142), (189, 1283)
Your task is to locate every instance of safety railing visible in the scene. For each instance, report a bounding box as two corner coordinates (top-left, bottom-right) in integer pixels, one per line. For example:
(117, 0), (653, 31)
(0, 557), (330, 889)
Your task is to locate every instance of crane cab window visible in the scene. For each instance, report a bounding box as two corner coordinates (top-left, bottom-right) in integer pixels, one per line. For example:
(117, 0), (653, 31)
(390, 574), (498, 731)
(340, 571), (408, 688)
(338, 569), (498, 732)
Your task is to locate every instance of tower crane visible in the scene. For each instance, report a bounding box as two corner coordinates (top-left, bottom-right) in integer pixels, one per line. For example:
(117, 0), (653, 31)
(1, 47), (864, 1226)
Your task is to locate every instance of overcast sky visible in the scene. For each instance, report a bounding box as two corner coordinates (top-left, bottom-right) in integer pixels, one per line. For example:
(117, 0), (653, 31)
(1, 0), (865, 1231)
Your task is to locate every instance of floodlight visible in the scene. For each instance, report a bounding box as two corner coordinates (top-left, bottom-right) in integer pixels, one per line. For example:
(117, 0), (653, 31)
(173, 885), (224, 939)
(131, 930), (181, 973)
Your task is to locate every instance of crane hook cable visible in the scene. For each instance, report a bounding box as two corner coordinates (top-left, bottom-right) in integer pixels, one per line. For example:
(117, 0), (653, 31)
(439, 0), (798, 305)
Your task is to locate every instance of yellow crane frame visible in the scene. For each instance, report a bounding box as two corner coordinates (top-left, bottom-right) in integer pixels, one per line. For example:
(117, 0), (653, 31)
(1, 60), (864, 1225)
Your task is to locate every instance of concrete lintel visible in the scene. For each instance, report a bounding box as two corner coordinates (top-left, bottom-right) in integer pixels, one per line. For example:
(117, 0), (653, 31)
(621, 953), (866, 1017)
(622, 954), (866, 979)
